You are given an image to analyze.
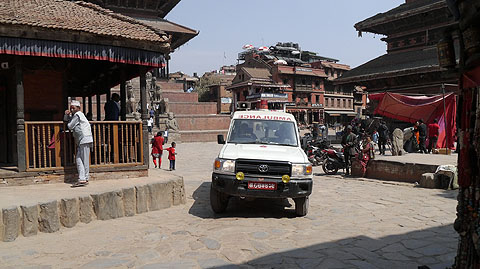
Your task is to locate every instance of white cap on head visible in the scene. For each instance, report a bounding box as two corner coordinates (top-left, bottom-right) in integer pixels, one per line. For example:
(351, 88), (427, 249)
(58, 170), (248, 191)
(70, 100), (81, 107)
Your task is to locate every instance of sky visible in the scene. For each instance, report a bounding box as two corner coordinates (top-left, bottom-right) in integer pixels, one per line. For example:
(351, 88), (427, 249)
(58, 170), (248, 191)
(165, 0), (405, 76)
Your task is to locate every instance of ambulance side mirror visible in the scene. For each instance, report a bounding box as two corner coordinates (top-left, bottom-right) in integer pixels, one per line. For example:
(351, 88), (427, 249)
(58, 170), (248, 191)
(217, 134), (225, 144)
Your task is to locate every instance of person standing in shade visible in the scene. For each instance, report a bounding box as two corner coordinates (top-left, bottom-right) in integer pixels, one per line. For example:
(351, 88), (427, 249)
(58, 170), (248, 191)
(428, 119), (440, 153)
(64, 100), (93, 187)
(418, 119), (428, 153)
(104, 93), (120, 121)
(341, 125), (357, 176)
(377, 121), (389, 155)
(165, 142), (177, 171)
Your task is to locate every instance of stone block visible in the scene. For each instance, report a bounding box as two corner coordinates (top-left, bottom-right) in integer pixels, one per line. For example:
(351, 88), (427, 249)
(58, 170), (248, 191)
(60, 198), (79, 228)
(351, 160), (364, 177)
(0, 209), (4, 241)
(20, 205), (39, 237)
(147, 182), (173, 211)
(38, 201), (60, 233)
(420, 173), (436, 189)
(122, 187), (136, 217)
(2, 207), (20, 242)
(92, 191), (124, 220)
(136, 185), (148, 214)
(79, 196), (95, 223)
(173, 178), (186, 206)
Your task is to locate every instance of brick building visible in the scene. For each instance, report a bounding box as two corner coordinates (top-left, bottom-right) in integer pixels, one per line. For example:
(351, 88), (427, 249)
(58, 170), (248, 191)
(229, 42), (356, 125)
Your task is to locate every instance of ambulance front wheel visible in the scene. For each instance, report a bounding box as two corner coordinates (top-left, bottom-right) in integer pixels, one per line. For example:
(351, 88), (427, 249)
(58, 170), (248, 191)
(294, 196), (309, 217)
(210, 185), (229, 213)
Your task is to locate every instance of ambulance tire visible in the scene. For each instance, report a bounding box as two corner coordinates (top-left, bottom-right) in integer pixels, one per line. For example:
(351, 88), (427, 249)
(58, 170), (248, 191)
(294, 196), (309, 216)
(210, 185), (229, 213)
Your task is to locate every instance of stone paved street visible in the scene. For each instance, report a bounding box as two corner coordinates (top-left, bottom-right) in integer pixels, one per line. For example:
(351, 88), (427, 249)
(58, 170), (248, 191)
(0, 142), (458, 269)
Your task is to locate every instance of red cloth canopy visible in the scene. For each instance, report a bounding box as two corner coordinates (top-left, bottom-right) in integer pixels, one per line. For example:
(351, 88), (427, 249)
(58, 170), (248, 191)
(369, 92), (456, 149)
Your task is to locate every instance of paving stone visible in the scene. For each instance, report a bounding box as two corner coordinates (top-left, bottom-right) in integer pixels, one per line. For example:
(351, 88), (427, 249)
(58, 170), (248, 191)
(382, 252), (410, 261)
(296, 258), (324, 269)
(380, 242), (407, 253)
(94, 251), (112, 257)
(60, 198), (79, 228)
(348, 259), (379, 269)
(189, 240), (204, 250)
(92, 191), (124, 220)
(141, 260), (198, 269)
(198, 258), (236, 269)
(79, 196), (95, 223)
(415, 244), (453, 256)
(80, 258), (131, 268)
(135, 185), (148, 214)
(20, 205), (38, 237)
(400, 239), (431, 249)
(147, 182), (173, 211)
(250, 240), (272, 253)
(135, 249), (160, 264)
(2, 207), (20, 242)
(251, 231), (269, 239)
(38, 201), (60, 233)
(199, 237), (221, 250)
(318, 258), (347, 269)
(122, 188), (136, 217)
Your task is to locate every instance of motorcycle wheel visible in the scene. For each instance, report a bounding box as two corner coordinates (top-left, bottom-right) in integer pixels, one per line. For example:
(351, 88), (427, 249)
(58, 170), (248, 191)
(322, 160), (339, 175)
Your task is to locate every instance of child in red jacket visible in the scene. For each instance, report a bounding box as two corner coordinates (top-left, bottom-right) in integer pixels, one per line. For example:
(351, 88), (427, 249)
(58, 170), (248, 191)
(165, 142), (177, 171)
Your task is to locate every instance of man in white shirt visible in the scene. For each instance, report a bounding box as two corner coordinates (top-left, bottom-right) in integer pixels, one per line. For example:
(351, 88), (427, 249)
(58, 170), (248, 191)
(64, 100), (93, 187)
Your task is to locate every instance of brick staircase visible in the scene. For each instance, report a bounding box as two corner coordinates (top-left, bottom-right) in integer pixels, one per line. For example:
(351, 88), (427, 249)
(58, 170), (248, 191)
(159, 80), (229, 143)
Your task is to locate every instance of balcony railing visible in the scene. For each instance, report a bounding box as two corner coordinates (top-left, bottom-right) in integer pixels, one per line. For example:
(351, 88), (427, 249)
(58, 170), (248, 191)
(24, 121), (143, 171)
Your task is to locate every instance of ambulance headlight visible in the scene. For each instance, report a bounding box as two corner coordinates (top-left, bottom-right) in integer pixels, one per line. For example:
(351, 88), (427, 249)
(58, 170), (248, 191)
(213, 158), (236, 173)
(291, 164), (313, 177)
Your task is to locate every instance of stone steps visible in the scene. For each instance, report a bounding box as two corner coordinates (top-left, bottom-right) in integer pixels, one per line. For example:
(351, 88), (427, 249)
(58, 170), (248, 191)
(158, 81), (184, 92)
(176, 114), (231, 131)
(169, 102), (217, 115)
(163, 91), (198, 103)
(0, 170), (185, 242)
(180, 130), (228, 143)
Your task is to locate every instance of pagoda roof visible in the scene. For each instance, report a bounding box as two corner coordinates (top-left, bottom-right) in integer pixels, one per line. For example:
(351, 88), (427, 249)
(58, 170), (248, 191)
(355, 0), (446, 35)
(0, 0), (170, 53)
(134, 17), (198, 50)
(335, 47), (442, 84)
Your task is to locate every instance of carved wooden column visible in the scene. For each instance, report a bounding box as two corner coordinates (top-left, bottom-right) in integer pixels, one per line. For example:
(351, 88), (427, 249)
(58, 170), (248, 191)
(82, 96), (86, 113)
(15, 58), (26, 172)
(88, 96), (92, 117)
(120, 68), (127, 121)
(140, 67), (149, 167)
(96, 94), (101, 121)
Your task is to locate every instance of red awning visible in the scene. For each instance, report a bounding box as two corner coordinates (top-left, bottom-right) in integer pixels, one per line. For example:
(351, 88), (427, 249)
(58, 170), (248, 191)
(369, 92), (457, 149)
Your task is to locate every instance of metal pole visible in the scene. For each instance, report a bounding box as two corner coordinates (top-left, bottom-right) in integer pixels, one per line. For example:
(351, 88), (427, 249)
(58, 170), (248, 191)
(442, 83), (448, 154)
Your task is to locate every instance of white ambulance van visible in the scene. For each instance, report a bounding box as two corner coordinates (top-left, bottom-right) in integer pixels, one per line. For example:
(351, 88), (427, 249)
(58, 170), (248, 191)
(211, 110), (313, 216)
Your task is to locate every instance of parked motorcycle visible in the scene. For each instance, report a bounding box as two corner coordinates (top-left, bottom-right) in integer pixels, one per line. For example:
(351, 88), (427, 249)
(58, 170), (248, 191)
(322, 148), (346, 175)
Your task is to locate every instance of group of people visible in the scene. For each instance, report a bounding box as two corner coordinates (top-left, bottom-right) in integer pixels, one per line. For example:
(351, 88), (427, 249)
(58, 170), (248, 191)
(340, 117), (441, 177)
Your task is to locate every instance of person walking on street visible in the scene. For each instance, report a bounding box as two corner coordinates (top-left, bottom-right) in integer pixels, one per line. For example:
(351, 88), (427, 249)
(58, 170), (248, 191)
(378, 121), (389, 155)
(428, 119), (440, 153)
(151, 131), (164, 168)
(359, 136), (375, 177)
(418, 119), (428, 153)
(341, 125), (357, 176)
(147, 117), (154, 134)
(165, 142), (177, 171)
(64, 100), (93, 187)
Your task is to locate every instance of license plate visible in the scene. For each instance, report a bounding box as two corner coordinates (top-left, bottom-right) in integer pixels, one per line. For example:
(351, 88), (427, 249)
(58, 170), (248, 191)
(248, 182), (277, 190)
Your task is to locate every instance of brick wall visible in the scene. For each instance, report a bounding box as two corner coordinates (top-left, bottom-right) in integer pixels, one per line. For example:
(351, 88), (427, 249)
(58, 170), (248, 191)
(169, 102), (217, 115)
(176, 115), (230, 130)
(163, 92), (198, 103)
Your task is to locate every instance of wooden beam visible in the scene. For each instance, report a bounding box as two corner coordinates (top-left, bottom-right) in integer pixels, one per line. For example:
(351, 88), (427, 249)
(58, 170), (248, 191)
(139, 67), (149, 167)
(96, 94), (101, 121)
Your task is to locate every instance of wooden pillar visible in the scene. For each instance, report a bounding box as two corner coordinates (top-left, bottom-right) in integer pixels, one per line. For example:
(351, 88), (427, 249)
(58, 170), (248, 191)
(96, 94), (101, 121)
(166, 57), (170, 79)
(120, 68), (127, 121)
(82, 96), (86, 113)
(88, 96), (92, 115)
(140, 68), (149, 167)
(15, 58), (26, 172)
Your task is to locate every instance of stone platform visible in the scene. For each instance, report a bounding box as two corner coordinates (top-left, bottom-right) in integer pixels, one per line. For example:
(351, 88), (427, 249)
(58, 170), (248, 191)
(0, 169), (185, 242)
(352, 153), (457, 184)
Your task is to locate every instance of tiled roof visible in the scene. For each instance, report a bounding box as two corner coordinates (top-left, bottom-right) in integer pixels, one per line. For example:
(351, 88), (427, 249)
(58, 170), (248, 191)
(335, 47), (441, 84)
(0, 0), (169, 46)
(135, 17), (198, 50)
(242, 67), (272, 80)
(355, 0), (445, 34)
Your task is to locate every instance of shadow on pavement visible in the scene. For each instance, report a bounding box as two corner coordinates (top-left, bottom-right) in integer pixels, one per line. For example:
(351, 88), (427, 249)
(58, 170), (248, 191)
(211, 224), (457, 269)
(188, 182), (298, 219)
(435, 190), (458, 200)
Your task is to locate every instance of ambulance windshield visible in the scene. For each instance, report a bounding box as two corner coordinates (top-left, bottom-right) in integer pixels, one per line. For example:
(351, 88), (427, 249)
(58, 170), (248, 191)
(228, 119), (298, 146)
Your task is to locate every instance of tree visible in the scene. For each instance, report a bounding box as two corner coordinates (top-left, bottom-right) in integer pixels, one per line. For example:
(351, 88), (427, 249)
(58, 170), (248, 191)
(195, 74), (221, 102)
